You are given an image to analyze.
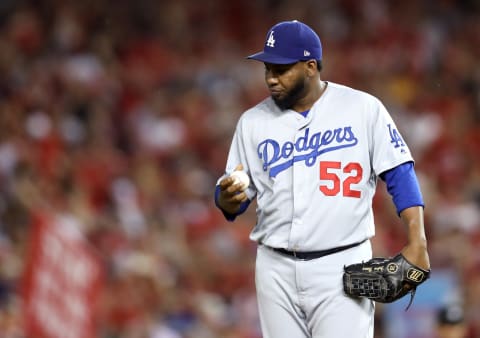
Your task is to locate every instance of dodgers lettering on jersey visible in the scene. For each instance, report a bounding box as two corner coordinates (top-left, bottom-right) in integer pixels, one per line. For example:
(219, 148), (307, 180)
(221, 82), (413, 251)
(257, 126), (358, 177)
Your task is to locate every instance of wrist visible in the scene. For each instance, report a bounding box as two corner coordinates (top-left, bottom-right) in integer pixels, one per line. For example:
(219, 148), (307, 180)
(401, 242), (430, 270)
(407, 238), (428, 250)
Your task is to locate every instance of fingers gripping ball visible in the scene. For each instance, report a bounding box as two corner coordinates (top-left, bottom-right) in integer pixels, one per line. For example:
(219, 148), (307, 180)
(230, 170), (250, 191)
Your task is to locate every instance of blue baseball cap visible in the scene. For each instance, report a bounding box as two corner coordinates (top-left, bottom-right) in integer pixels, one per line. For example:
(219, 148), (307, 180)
(247, 20), (322, 64)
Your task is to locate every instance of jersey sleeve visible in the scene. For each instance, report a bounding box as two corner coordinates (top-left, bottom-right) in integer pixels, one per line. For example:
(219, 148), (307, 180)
(370, 98), (414, 176)
(215, 116), (257, 201)
(379, 162), (424, 215)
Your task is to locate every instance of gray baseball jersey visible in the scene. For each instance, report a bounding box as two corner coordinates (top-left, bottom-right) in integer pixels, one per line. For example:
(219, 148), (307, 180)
(221, 82), (413, 251)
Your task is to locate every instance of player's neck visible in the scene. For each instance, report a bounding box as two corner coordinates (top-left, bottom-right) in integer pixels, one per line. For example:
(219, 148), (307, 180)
(293, 79), (327, 113)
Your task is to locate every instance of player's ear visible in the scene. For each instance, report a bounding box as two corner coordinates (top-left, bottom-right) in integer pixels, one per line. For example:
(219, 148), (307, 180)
(305, 59), (318, 77)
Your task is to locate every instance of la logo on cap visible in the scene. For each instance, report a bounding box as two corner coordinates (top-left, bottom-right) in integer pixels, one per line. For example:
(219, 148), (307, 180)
(266, 31), (275, 47)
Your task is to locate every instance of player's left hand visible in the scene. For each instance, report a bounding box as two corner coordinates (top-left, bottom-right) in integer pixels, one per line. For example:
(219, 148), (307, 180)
(343, 252), (430, 309)
(398, 206), (430, 285)
(401, 243), (430, 277)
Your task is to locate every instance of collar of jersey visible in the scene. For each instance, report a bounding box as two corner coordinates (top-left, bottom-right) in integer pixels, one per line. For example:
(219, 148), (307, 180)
(299, 110), (310, 117)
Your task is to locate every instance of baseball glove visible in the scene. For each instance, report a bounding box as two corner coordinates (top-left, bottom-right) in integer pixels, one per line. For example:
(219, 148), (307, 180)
(343, 253), (430, 309)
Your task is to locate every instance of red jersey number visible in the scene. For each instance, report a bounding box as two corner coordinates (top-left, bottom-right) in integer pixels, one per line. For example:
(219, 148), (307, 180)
(319, 161), (362, 198)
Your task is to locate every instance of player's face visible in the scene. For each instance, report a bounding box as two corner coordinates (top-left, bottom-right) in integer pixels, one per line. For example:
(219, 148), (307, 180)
(264, 62), (307, 110)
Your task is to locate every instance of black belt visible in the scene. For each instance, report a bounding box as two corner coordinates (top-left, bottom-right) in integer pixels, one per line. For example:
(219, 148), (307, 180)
(266, 239), (367, 260)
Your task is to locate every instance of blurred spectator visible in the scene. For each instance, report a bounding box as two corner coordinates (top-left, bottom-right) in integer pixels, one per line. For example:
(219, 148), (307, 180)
(436, 304), (468, 338)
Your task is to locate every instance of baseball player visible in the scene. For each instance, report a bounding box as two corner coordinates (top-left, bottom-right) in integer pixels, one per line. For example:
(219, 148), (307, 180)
(214, 20), (430, 338)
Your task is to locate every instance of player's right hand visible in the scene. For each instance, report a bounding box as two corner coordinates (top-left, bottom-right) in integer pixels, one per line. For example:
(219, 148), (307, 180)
(217, 164), (249, 214)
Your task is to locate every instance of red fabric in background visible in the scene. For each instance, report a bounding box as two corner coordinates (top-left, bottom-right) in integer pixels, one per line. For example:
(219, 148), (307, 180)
(22, 212), (104, 338)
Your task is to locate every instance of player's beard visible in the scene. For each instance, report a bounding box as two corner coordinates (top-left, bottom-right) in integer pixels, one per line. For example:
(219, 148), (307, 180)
(271, 76), (306, 111)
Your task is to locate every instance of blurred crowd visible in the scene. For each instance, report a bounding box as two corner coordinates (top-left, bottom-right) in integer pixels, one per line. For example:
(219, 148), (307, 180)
(0, 0), (478, 337)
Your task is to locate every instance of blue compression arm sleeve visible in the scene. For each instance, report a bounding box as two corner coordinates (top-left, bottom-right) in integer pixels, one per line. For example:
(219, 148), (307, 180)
(214, 185), (251, 221)
(379, 162), (424, 215)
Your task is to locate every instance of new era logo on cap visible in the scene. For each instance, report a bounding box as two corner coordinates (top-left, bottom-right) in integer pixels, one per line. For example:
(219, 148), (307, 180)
(247, 20), (322, 64)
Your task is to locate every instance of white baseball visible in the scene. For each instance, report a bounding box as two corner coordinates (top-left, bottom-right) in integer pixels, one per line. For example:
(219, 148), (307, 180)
(230, 170), (250, 191)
